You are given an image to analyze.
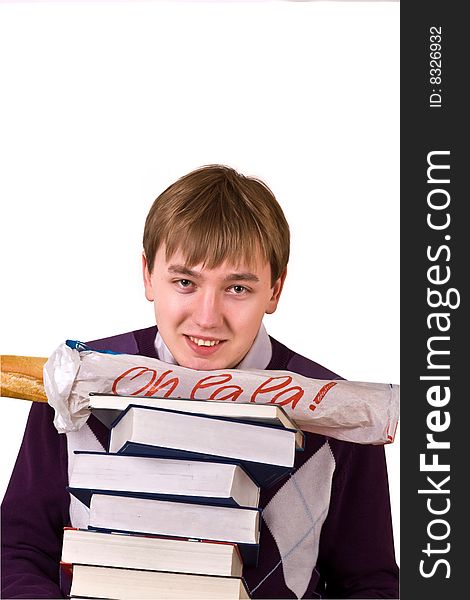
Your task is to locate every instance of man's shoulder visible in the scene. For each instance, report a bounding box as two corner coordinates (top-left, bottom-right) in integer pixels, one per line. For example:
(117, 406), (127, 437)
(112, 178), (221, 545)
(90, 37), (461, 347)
(86, 325), (158, 357)
(269, 335), (343, 380)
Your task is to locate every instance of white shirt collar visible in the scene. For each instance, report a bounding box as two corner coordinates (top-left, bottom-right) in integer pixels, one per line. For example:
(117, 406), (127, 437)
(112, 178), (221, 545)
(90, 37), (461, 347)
(154, 322), (272, 370)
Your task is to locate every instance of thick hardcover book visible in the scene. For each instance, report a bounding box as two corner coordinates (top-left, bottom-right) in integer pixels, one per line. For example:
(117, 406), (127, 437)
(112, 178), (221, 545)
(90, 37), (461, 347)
(111, 444), (292, 488)
(89, 392), (304, 449)
(108, 404), (298, 487)
(88, 493), (260, 567)
(61, 528), (243, 577)
(69, 564), (251, 599)
(67, 451), (260, 508)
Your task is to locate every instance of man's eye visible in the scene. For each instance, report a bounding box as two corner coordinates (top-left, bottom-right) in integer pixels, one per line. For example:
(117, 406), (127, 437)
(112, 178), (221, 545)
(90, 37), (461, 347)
(179, 279), (192, 287)
(231, 285), (247, 294)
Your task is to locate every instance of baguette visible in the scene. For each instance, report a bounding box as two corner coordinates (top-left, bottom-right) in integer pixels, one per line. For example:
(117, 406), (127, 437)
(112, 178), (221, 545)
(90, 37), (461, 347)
(1, 355), (48, 402)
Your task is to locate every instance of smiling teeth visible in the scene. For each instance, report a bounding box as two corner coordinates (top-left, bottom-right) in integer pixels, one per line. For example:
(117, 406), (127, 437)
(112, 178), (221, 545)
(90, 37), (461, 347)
(189, 337), (221, 347)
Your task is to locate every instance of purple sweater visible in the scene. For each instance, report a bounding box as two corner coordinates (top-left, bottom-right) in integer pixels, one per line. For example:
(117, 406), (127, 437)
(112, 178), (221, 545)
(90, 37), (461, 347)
(1, 326), (399, 599)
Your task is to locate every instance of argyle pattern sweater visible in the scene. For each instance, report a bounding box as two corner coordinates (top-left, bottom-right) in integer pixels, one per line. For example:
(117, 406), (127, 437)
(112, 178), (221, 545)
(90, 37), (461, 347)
(1, 326), (399, 599)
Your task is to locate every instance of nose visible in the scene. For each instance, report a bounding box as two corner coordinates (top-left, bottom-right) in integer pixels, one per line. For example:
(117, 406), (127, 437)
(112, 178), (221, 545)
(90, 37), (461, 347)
(192, 290), (224, 330)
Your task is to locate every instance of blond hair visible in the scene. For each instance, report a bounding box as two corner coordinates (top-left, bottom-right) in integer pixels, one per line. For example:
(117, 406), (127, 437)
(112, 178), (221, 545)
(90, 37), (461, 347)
(143, 165), (290, 285)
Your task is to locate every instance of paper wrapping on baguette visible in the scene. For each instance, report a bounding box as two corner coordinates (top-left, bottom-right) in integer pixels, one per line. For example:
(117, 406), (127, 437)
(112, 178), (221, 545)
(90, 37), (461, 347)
(44, 341), (399, 445)
(1, 355), (48, 402)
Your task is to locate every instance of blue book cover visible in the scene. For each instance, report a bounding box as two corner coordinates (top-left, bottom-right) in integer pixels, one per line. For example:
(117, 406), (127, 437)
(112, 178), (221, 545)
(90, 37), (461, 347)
(115, 444), (293, 488)
(87, 524), (260, 568)
(67, 451), (261, 508)
(109, 404), (298, 487)
(86, 493), (261, 567)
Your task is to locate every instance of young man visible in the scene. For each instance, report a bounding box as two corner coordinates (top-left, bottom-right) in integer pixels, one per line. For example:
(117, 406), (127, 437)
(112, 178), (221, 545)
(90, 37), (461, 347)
(1, 165), (399, 599)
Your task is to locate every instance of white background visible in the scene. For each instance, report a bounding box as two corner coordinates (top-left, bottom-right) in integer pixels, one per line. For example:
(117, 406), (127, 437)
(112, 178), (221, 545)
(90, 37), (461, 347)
(0, 1), (400, 563)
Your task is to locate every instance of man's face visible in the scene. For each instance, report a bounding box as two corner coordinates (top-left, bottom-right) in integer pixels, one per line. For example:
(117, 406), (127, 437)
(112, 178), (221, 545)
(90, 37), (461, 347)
(143, 245), (286, 371)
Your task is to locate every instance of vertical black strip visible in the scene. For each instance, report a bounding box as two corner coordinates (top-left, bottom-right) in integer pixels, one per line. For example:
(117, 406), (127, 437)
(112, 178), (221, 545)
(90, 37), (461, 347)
(401, 2), (466, 598)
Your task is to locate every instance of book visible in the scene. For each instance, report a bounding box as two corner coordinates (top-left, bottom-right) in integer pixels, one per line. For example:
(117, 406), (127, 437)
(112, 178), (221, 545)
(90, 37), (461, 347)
(69, 564), (251, 599)
(61, 528), (243, 577)
(88, 493), (260, 566)
(68, 451), (260, 508)
(89, 393), (304, 449)
(108, 404), (299, 487)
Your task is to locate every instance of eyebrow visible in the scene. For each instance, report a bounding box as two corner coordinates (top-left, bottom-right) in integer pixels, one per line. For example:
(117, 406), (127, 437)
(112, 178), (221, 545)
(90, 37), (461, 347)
(168, 265), (260, 283)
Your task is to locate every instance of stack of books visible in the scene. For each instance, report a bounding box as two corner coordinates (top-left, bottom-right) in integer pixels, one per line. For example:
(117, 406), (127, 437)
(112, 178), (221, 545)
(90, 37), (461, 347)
(61, 394), (304, 599)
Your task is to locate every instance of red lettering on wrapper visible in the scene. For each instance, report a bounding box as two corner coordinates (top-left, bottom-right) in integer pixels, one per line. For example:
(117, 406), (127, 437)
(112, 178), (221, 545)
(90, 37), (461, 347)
(271, 386), (304, 409)
(112, 367), (157, 396)
(145, 370), (179, 397)
(309, 381), (337, 411)
(250, 376), (304, 408)
(190, 374), (243, 401)
(112, 366), (179, 397)
(112, 367), (339, 416)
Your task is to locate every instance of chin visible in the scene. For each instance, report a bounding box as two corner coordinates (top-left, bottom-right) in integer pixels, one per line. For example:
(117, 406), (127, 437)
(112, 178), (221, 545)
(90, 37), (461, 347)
(185, 358), (226, 371)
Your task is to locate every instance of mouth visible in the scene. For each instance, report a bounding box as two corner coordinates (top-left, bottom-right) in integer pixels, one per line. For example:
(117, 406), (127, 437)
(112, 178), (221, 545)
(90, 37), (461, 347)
(184, 335), (226, 356)
(188, 336), (221, 347)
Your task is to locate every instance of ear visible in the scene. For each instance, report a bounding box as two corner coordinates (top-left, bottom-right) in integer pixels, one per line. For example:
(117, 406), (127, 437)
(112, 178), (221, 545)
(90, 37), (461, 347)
(265, 268), (287, 315)
(142, 253), (155, 302)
